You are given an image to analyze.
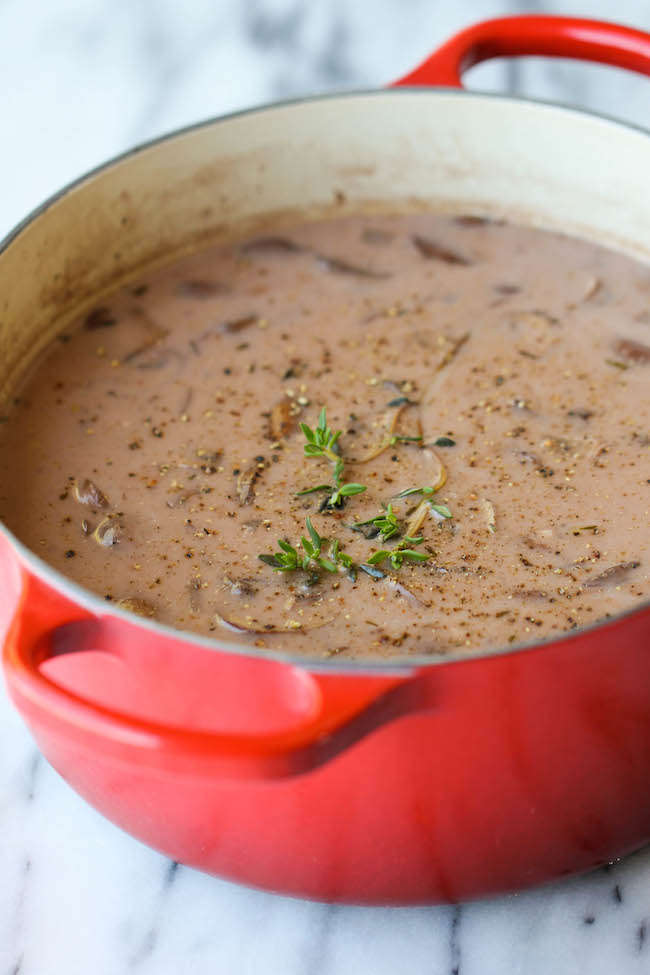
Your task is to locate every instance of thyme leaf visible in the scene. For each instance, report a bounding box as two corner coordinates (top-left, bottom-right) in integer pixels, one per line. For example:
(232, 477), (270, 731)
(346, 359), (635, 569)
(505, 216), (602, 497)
(356, 503), (400, 540)
(430, 504), (452, 519)
(259, 516), (354, 577)
(395, 485), (435, 498)
(299, 407), (341, 462)
(366, 534), (429, 571)
(299, 408), (366, 508)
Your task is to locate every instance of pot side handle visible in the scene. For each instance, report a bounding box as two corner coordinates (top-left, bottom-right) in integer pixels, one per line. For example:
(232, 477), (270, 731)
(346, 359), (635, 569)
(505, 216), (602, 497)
(3, 568), (438, 781)
(393, 15), (650, 89)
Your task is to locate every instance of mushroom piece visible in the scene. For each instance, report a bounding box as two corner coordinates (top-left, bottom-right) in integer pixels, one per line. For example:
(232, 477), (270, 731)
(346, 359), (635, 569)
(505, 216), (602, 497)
(268, 400), (295, 441)
(482, 499), (497, 533)
(74, 478), (109, 508)
(116, 597), (157, 619)
(582, 561), (641, 589)
(612, 338), (650, 365)
(314, 254), (391, 279)
(236, 462), (264, 505)
(92, 517), (126, 547)
(412, 235), (471, 266)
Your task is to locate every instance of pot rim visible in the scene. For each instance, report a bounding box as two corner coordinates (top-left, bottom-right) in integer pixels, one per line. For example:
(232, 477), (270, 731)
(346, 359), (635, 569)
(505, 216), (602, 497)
(2, 85), (649, 674)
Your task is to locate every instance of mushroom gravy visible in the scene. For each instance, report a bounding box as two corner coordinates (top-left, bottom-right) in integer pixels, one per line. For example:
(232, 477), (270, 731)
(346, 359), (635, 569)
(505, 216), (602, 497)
(1, 211), (649, 658)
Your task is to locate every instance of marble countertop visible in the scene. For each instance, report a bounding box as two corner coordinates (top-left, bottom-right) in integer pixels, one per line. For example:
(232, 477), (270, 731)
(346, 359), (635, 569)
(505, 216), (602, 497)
(1, 1), (650, 972)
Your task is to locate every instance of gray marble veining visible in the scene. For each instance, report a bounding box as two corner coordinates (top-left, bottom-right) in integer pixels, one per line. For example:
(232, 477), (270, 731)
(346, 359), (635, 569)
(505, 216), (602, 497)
(1, 1), (650, 972)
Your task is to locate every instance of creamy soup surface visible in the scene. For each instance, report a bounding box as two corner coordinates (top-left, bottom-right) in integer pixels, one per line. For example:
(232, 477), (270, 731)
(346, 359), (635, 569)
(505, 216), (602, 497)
(1, 212), (649, 658)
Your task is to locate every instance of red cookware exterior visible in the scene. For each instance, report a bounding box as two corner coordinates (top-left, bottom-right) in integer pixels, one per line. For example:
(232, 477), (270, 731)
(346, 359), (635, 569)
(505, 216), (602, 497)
(2, 16), (650, 904)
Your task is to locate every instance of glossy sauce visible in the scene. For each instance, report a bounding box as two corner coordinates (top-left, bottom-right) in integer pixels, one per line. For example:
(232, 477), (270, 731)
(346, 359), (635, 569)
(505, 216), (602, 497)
(1, 212), (649, 658)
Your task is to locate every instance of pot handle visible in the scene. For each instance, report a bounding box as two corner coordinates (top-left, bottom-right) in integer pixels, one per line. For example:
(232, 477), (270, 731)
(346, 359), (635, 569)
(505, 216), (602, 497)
(393, 15), (650, 88)
(3, 569), (437, 780)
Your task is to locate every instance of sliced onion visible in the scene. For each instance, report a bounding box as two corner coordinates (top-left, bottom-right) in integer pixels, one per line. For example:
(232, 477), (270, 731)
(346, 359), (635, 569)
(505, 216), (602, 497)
(405, 500), (430, 538)
(383, 576), (427, 607)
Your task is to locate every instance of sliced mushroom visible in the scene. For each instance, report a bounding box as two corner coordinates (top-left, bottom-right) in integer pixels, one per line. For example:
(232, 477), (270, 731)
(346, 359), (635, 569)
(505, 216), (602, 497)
(220, 576), (259, 598)
(315, 255), (391, 279)
(412, 235), (471, 266)
(268, 399), (295, 441)
(362, 227), (394, 245)
(121, 310), (169, 363)
(84, 307), (116, 329)
(134, 348), (185, 371)
(482, 499), (497, 533)
(116, 597), (157, 618)
(236, 462), (264, 505)
(453, 215), (492, 227)
(582, 561), (641, 589)
(92, 517), (126, 547)
(580, 276), (602, 302)
(612, 338), (650, 365)
(74, 478), (109, 508)
(166, 490), (200, 509)
(178, 280), (225, 298)
(384, 576), (428, 607)
(221, 314), (258, 334)
(241, 236), (303, 254)
(188, 579), (202, 612)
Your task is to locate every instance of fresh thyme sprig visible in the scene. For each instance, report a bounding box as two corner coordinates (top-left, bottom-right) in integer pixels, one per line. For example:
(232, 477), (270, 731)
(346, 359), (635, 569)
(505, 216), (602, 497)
(298, 409), (366, 508)
(259, 516), (356, 577)
(366, 534), (429, 571)
(296, 458), (366, 508)
(259, 516), (337, 574)
(300, 407), (342, 463)
(356, 503), (400, 541)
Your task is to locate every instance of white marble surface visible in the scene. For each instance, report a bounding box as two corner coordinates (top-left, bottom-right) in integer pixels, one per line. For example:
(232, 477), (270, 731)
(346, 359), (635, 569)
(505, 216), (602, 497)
(1, 1), (650, 973)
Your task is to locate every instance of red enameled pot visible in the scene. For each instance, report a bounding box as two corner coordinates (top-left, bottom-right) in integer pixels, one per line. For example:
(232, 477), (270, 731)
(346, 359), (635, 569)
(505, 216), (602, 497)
(2, 16), (650, 904)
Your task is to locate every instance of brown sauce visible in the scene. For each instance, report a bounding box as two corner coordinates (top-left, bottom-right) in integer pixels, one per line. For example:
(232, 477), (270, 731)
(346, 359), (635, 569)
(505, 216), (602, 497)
(1, 211), (649, 658)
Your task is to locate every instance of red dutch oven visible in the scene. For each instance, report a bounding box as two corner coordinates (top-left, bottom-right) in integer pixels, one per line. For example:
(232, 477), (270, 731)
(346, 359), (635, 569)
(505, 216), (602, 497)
(2, 16), (650, 905)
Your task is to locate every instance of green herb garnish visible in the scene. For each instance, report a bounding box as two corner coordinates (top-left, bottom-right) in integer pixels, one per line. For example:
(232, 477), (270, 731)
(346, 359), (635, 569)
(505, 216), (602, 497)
(434, 436), (456, 447)
(366, 535), (429, 570)
(395, 485), (435, 499)
(430, 503), (453, 519)
(296, 459), (366, 509)
(298, 410), (366, 508)
(260, 516), (357, 578)
(356, 503), (400, 541)
(300, 407), (342, 462)
(259, 516), (337, 574)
